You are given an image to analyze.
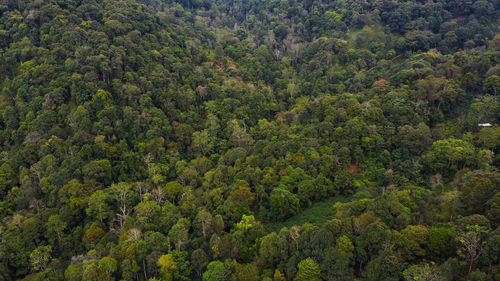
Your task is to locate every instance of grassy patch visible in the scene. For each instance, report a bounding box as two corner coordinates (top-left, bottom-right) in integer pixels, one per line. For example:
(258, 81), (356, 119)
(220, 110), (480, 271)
(265, 195), (349, 233)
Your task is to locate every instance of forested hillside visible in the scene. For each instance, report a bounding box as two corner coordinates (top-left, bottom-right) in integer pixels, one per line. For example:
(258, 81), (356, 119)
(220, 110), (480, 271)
(0, 0), (500, 280)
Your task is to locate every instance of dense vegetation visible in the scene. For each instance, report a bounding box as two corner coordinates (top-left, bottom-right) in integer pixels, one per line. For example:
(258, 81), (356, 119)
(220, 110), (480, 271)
(0, 0), (500, 280)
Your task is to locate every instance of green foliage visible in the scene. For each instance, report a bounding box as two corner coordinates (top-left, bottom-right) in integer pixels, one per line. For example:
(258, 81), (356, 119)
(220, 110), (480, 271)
(403, 263), (443, 281)
(203, 261), (231, 281)
(64, 264), (82, 281)
(428, 227), (455, 258)
(423, 138), (484, 177)
(296, 258), (321, 281)
(29, 246), (52, 272)
(0, 0), (499, 280)
(265, 196), (347, 233)
(232, 263), (259, 281)
(158, 254), (177, 281)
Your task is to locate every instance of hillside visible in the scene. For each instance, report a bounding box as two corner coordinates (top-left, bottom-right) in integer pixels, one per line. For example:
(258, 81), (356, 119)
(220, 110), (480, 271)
(0, 0), (500, 280)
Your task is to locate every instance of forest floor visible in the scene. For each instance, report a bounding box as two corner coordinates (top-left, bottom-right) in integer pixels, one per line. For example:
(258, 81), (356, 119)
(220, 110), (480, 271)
(265, 195), (349, 233)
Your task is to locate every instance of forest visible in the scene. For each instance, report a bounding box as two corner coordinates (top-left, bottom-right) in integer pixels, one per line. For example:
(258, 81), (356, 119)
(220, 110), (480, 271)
(0, 0), (499, 280)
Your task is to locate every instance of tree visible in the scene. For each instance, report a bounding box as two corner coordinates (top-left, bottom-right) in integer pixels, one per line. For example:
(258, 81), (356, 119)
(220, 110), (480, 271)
(0, 160), (17, 198)
(108, 182), (136, 233)
(228, 186), (256, 211)
(457, 225), (489, 274)
(297, 179), (318, 207)
(486, 192), (500, 225)
(483, 75), (500, 95)
(473, 0), (494, 17)
(93, 89), (112, 105)
(334, 171), (355, 195)
(82, 261), (114, 281)
(363, 247), (404, 281)
(82, 159), (112, 186)
(86, 190), (112, 223)
(403, 264), (444, 281)
(203, 261), (231, 281)
(428, 227), (454, 258)
(295, 258), (321, 281)
(273, 269), (286, 281)
(356, 221), (393, 267)
(46, 214), (66, 243)
(158, 254), (177, 281)
(460, 177), (497, 215)
(229, 120), (254, 148)
(289, 226), (300, 251)
(232, 263), (259, 281)
(165, 181), (183, 204)
(325, 235), (355, 281)
(169, 219), (189, 251)
(194, 209), (214, 238)
(98, 257), (117, 277)
(477, 127), (500, 152)
(487, 34), (500, 54)
(218, 185), (256, 226)
(231, 215), (264, 262)
(192, 130), (215, 156)
(135, 198), (161, 228)
(64, 264), (83, 281)
(30, 246), (52, 272)
(268, 189), (300, 222)
(191, 249), (208, 277)
(82, 225), (104, 249)
(423, 138), (479, 177)
(259, 232), (280, 267)
(402, 225), (429, 259)
(121, 259), (140, 281)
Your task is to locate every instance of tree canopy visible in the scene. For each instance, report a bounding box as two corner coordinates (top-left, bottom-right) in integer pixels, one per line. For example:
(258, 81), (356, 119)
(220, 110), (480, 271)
(0, 0), (499, 280)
